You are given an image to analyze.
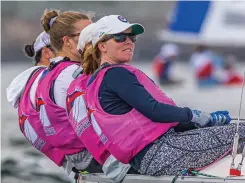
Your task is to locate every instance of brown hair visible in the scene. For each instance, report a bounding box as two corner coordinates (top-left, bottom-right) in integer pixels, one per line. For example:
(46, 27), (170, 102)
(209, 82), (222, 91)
(41, 9), (89, 51)
(24, 42), (52, 66)
(82, 43), (102, 75)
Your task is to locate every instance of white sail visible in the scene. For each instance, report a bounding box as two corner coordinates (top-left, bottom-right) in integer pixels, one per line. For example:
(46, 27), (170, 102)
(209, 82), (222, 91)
(72, 95), (87, 124)
(39, 105), (51, 127)
(158, 1), (245, 47)
(90, 113), (102, 136)
(24, 119), (38, 144)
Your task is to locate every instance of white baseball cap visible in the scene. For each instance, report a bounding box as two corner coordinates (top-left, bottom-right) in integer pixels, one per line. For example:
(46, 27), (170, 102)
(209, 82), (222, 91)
(92, 15), (145, 47)
(33, 31), (51, 53)
(77, 23), (95, 53)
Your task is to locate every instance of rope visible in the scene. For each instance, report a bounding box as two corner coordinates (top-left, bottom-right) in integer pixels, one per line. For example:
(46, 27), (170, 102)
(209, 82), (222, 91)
(230, 71), (245, 173)
(189, 170), (218, 178)
(171, 168), (220, 183)
(72, 167), (89, 183)
(171, 170), (185, 183)
(232, 118), (245, 121)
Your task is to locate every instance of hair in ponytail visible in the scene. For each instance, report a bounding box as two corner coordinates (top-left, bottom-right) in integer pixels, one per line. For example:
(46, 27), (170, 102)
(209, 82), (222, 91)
(41, 9), (89, 51)
(24, 43), (35, 57)
(24, 42), (43, 65)
(82, 44), (101, 75)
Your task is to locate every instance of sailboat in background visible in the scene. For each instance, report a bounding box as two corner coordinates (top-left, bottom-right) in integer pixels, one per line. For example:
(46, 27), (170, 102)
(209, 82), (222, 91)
(156, 1), (244, 87)
(157, 1), (245, 47)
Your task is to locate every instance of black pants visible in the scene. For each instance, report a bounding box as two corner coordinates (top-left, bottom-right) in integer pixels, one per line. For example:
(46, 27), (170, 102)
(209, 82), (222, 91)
(173, 121), (197, 132)
(86, 123), (196, 174)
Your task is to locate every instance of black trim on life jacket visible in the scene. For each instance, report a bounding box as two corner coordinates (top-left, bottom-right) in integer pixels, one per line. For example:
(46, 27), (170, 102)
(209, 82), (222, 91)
(27, 66), (46, 83)
(49, 80), (56, 104)
(87, 62), (115, 87)
(19, 66), (46, 109)
(48, 57), (81, 104)
(48, 57), (80, 71)
(72, 67), (83, 79)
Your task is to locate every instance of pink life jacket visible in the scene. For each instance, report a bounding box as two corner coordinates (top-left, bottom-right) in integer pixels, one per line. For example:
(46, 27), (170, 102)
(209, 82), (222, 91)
(66, 73), (110, 165)
(85, 64), (179, 164)
(35, 60), (85, 166)
(18, 67), (61, 165)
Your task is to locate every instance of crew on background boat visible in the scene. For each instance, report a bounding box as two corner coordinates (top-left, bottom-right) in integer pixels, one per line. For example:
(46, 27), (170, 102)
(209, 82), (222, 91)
(152, 43), (182, 85)
(189, 45), (243, 87)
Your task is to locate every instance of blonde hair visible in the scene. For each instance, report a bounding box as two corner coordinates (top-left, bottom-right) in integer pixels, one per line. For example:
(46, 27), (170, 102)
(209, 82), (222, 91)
(41, 9), (89, 51)
(81, 43), (102, 75)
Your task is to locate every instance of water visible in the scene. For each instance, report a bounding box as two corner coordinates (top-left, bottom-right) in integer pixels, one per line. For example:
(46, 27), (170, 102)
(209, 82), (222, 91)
(1, 61), (245, 183)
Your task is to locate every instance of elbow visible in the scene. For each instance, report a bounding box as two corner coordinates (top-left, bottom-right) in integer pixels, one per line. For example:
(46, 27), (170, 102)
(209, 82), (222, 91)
(150, 116), (161, 122)
(141, 112), (159, 122)
(143, 110), (160, 122)
(149, 115), (168, 123)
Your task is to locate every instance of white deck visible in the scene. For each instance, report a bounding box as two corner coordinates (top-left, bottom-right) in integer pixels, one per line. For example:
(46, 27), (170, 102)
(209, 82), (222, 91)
(80, 155), (245, 183)
(80, 174), (245, 183)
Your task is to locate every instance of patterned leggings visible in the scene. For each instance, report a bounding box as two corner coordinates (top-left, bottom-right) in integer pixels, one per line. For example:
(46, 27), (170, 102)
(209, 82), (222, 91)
(139, 123), (245, 176)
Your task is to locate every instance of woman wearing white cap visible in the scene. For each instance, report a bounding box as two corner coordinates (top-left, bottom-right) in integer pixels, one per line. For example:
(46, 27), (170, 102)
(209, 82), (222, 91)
(24, 31), (54, 66)
(6, 32), (54, 160)
(7, 31), (54, 116)
(71, 15), (245, 176)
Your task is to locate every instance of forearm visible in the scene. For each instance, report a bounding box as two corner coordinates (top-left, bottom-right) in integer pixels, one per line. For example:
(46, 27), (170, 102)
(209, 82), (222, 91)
(105, 67), (193, 123)
(147, 102), (193, 123)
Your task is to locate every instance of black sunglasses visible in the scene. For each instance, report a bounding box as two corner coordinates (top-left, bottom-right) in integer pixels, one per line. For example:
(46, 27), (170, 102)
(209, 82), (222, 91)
(69, 32), (80, 37)
(102, 33), (137, 43)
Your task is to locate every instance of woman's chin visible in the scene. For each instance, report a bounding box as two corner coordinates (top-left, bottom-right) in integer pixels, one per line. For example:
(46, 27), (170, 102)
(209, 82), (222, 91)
(122, 56), (133, 63)
(119, 59), (132, 64)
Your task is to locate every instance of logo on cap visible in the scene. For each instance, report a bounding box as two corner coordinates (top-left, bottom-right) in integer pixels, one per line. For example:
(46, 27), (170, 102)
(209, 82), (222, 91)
(118, 15), (128, 23)
(99, 31), (105, 37)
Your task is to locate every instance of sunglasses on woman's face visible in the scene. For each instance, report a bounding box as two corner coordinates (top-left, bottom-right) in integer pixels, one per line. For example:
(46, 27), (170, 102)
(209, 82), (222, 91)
(103, 33), (137, 43)
(69, 32), (80, 37)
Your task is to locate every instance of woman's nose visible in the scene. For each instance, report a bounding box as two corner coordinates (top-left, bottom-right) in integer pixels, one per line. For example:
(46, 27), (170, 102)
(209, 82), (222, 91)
(125, 36), (133, 44)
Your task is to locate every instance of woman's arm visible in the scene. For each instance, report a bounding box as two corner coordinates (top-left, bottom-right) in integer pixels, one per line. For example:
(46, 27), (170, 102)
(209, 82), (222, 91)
(103, 67), (193, 123)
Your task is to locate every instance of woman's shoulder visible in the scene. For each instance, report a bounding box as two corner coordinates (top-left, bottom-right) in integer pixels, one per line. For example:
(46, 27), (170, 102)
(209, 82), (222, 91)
(105, 65), (136, 78)
(101, 65), (141, 93)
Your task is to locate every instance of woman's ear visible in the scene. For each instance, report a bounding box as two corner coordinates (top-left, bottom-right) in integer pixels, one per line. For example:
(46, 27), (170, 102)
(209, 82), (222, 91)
(84, 42), (92, 50)
(98, 42), (107, 52)
(63, 36), (72, 49)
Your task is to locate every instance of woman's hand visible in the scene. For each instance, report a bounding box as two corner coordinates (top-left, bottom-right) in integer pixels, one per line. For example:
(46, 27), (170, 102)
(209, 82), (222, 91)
(191, 110), (211, 128)
(209, 110), (231, 126)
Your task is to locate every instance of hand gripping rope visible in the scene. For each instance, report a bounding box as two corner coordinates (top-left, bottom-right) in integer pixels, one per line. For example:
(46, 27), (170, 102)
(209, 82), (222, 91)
(230, 71), (245, 176)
